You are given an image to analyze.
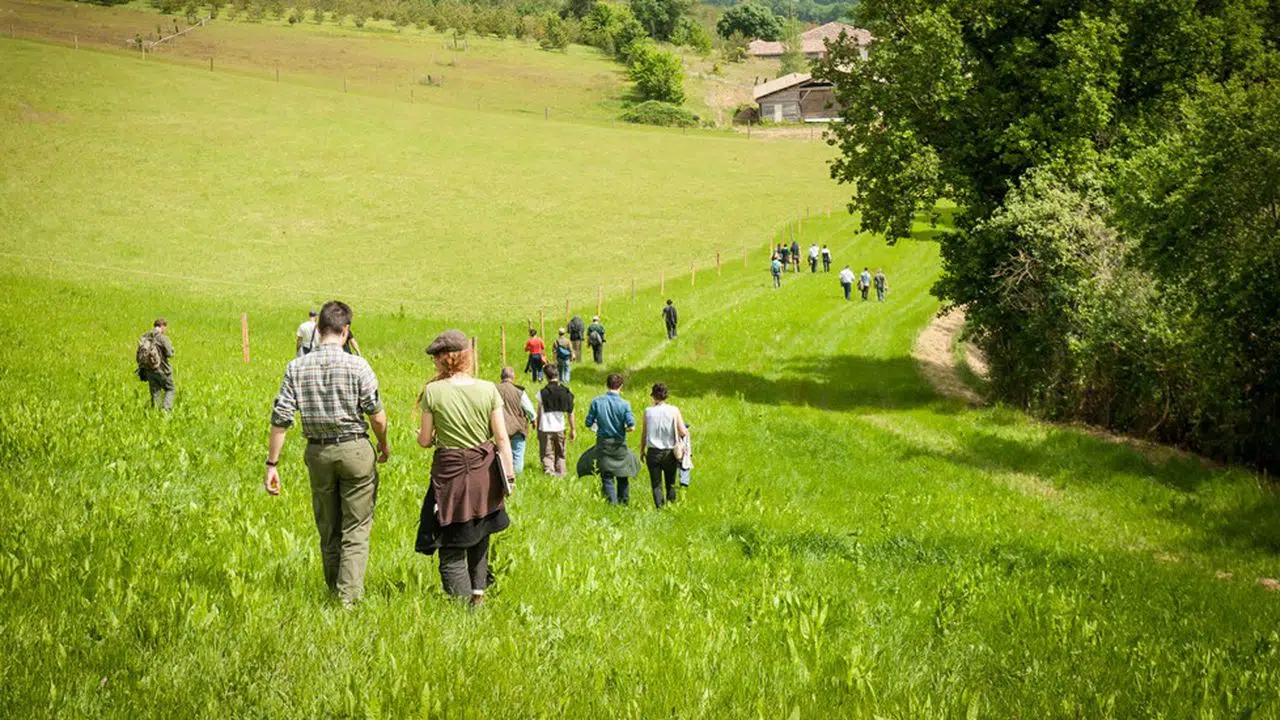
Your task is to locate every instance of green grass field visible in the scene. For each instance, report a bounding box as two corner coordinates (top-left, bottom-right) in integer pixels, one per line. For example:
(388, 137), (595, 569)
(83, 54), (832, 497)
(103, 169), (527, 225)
(3, 32), (1280, 719)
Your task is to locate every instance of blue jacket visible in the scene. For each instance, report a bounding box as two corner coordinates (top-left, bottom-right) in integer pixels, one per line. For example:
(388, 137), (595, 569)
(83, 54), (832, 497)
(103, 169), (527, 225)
(585, 392), (634, 440)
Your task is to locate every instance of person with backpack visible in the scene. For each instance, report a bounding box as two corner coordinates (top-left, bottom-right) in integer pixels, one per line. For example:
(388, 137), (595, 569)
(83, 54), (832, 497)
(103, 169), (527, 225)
(662, 299), (678, 340)
(586, 316), (606, 364)
(554, 328), (573, 383)
(296, 310), (318, 357)
(790, 240), (801, 273)
(567, 315), (586, 361)
(771, 256), (783, 288)
(778, 242), (790, 269)
(136, 317), (176, 411)
(536, 365), (576, 477)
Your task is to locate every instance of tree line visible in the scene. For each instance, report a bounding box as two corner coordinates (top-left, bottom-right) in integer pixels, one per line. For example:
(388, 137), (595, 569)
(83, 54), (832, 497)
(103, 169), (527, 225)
(818, 0), (1280, 470)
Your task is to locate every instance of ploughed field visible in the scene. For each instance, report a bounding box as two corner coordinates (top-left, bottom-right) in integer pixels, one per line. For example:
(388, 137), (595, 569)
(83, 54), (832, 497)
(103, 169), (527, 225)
(3, 35), (1280, 719)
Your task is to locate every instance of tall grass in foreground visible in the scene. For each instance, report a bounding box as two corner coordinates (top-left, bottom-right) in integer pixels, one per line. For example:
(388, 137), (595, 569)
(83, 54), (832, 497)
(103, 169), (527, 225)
(1, 212), (1279, 717)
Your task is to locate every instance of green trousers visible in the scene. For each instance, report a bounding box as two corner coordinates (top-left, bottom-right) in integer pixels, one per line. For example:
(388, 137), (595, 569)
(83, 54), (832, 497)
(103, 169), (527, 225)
(304, 440), (378, 604)
(146, 370), (175, 411)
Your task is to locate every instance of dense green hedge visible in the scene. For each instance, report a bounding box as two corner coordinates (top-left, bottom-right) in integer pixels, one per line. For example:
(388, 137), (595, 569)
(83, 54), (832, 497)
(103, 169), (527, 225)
(620, 100), (698, 127)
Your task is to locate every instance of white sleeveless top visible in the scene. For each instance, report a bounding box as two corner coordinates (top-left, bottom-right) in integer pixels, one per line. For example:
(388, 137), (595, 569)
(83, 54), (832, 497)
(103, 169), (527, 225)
(643, 404), (681, 449)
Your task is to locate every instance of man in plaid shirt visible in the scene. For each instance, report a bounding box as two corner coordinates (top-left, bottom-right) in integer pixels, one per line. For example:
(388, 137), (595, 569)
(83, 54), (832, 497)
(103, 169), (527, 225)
(264, 300), (390, 608)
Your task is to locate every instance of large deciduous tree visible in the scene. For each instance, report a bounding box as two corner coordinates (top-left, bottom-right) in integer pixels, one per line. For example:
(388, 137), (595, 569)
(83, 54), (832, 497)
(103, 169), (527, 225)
(628, 0), (691, 42)
(715, 3), (781, 41)
(815, 0), (1280, 468)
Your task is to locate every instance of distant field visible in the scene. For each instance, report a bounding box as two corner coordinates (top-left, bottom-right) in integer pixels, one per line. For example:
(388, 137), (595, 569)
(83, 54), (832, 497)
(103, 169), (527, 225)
(0, 0), (794, 123)
(0, 39), (842, 318)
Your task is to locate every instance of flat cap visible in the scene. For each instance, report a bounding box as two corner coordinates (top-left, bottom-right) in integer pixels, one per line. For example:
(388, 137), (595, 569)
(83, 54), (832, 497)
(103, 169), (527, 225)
(426, 329), (468, 356)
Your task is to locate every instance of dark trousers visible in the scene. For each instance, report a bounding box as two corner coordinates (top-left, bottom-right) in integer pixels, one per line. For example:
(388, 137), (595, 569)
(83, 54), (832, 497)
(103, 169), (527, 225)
(591, 343), (603, 363)
(842, 282), (852, 300)
(601, 474), (630, 505)
(772, 272), (781, 288)
(822, 257), (831, 272)
(809, 257), (817, 272)
(528, 354), (544, 381)
(439, 535), (490, 597)
(861, 285), (870, 301)
(666, 322), (677, 340)
(646, 448), (678, 508)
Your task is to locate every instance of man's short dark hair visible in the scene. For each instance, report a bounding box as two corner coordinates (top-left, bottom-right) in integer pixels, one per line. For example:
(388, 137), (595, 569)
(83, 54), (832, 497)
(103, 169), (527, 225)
(529, 328), (537, 337)
(318, 301), (352, 336)
(308, 310), (317, 318)
(666, 299), (673, 305)
(606, 373), (624, 390)
(153, 317), (167, 328)
(544, 366), (559, 381)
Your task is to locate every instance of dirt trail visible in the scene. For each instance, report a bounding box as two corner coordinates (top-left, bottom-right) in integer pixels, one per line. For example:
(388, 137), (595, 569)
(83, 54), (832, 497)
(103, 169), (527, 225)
(912, 307), (986, 406)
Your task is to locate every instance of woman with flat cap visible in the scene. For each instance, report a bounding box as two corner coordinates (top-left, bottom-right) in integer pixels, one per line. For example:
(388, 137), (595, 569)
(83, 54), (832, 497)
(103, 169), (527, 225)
(414, 330), (516, 606)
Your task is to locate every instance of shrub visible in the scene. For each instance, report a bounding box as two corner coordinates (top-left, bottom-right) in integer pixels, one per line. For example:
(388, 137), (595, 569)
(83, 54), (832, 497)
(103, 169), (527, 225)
(620, 100), (698, 127)
(627, 41), (684, 103)
(541, 12), (571, 50)
(671, 16), (711, 55)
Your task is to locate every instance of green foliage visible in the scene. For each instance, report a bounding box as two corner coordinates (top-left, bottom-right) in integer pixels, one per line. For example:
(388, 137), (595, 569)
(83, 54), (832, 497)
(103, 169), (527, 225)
(627, 40), (685, 103)
(715, 2), (781, 41)
(562, 0), (593, 20)
(817, 0), (1280, 468)
(620, 99), (699, 126)
(671, 16), (711, 54)
(540, 12), (571, 50)
(720, 29), (749, 62)
(777, 18), (807, 75)
(628, 0), (690, 42)
(581, 2), (647, 59)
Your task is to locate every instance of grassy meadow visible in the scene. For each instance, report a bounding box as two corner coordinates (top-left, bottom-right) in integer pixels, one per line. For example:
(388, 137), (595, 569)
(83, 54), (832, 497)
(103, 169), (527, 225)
(3, 26), (1280, 720)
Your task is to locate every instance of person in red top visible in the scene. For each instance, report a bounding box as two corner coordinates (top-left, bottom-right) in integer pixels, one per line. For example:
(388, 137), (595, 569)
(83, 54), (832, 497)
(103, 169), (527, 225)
(524, 328), (546, 382)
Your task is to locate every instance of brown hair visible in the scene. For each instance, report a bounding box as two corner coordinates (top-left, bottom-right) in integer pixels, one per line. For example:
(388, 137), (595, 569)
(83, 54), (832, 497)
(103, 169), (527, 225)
(318, 300), (352, 335)
(607, 373), (625, 390)
(650, 383), (669, 401)
(416, 348), (474, 415)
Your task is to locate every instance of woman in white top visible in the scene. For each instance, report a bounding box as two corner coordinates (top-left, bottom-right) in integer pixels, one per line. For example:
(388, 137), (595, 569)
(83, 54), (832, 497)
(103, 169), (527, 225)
(639, 382), (688, 509)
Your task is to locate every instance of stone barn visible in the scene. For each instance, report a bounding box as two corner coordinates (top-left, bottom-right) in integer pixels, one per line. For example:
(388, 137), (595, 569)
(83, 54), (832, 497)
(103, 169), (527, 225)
(752, 73), (842, 123)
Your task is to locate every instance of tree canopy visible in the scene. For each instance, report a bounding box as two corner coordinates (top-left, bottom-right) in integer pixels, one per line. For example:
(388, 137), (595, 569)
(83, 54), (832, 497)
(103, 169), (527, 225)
(817, 0), (1280, 469)
(715, 3), (781, 41)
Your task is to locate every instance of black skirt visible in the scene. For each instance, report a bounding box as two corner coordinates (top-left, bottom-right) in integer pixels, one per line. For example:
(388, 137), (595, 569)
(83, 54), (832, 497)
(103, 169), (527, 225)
(414, 484), (510, 555)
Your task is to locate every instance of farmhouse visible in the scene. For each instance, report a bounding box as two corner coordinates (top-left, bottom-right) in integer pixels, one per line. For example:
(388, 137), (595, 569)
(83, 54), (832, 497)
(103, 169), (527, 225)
(753, 73), (842, 123)
(748, 21), (871, 60)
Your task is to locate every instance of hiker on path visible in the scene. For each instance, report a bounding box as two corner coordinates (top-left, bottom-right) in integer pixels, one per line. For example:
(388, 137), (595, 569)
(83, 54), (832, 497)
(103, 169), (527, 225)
(414, 330), (515, 606)
(296, 310), (318, 357)
(567, 315), (586, 361)
(639, 383), (688, 509)
(497, 367), (535, 476)
(264, 301), (390, 608)
(874, 268), (888, 302)
(662, 299), (679, 340)
(586, 316), (606, 364)
(859, 267), (872, 301)
(821, 244), (832, 272)
(790, 240), (801, 272)
(778, 243), (790, 269)
(137, 317), (177, 411)
(585, 373), (639, 505)
(554, 328), (573, 383)
(771, 256), (783, 288)
(839, 265), (855, 301)
(536, 366), (575, 477)
(808, 243), (820, 273)
(524, 328), (545, 382)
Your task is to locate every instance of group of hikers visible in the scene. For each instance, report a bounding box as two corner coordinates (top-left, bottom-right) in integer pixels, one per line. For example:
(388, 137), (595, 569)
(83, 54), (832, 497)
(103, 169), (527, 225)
(139, 300), (691, 608)
(521, 300), (679, 384)
(770, 240), (889, 301)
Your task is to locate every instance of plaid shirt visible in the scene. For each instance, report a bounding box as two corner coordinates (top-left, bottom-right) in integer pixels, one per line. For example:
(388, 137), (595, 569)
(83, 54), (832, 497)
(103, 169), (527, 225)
(270, 343), (383, 439)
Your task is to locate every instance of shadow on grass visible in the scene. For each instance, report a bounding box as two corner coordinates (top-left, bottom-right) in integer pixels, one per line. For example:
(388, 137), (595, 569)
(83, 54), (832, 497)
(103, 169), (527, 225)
(565, 355), (955, 412)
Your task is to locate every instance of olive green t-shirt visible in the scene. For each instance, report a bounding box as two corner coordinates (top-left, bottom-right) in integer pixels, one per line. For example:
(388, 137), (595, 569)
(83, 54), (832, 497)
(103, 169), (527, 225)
(420, 378), (502, 449)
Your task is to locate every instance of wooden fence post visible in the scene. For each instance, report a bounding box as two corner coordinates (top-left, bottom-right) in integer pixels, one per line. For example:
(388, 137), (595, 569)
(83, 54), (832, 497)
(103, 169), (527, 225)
(597, 285), (603, 317)
(241, 313), (250, 364)
(660, 270), (665, 295)
(276, 67), (279, 82)
(631, 278), (636, 302)
(74, 34), (78, 49)
(501, 324), (508, 366)
(209, 56), (213, 71)
(565, 294), (570, 324)
(470, 337), (478, 375)
(691, 262), (696, 287)
(716, 251), (721, 274)
(344, 77), (347, 93)
(539, 310), (545, 341)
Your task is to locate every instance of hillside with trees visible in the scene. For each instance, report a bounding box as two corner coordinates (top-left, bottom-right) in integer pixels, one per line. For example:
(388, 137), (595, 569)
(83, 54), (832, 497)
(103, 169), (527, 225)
(817, 0), (1280, 470)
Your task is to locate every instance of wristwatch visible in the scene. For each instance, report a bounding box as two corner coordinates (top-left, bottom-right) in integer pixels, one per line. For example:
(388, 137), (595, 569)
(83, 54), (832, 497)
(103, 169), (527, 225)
(266, 459), (279, 467)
